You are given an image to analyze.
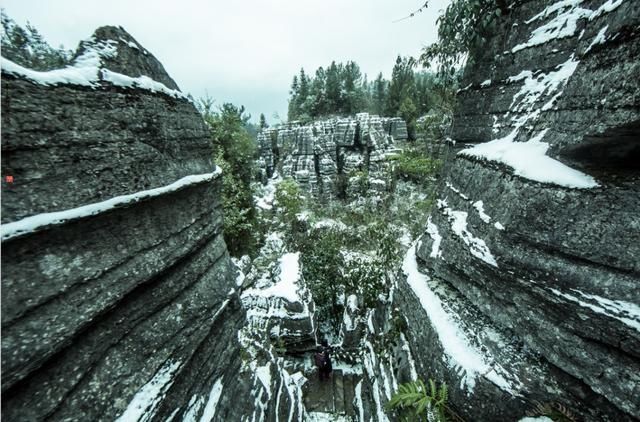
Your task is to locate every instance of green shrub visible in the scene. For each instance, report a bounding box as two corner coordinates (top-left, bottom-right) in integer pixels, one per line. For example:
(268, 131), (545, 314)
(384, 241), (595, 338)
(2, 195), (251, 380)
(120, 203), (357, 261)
(386, 379), (449, 422)
(393, 149), (442, 182)
(203, 103), (259, 257)
(343, 254), (385, 309)
(215, 152), (258, 256)
(274, 178), (304, 222)
(350, 170), (370, 195)
(298, 228), (345, 328)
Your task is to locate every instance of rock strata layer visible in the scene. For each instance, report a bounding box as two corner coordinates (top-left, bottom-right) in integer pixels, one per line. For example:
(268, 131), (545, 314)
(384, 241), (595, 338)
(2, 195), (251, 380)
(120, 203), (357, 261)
(1, 26), (247, 421)
(257, 113), (407, 198)
(397, 0), (640, 420)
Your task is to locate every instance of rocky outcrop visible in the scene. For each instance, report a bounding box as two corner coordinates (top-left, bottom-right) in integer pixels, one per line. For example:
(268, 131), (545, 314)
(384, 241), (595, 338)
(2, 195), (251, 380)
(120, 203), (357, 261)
(240, 235), (317, 354)
(397, 0), (640, 420)
(1, 27), (211, 223)
(1, 26), (248, 421)
(257, 113), (407, 198)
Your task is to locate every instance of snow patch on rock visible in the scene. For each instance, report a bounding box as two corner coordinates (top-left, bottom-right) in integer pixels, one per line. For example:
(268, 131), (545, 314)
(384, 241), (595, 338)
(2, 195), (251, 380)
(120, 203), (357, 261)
(437, 200), (498, 267)
(199, 377), (224, 422)
(241, 253), (302, 303)
(585, 25), (608, 53)
(115, 359), (182, 422)
(550, 288), (640, 331)
(459, 56), (598, 189)
(472, 201), (492, 224)
(1, 38), (187, 99)
(402, 243), (521, 394)
(1, 169), (222, 242)
(425, 217), (443, 259)
(513, 0), (592, 53)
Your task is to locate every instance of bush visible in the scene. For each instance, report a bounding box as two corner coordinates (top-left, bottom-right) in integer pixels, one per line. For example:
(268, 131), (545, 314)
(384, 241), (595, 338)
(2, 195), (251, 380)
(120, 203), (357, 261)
(293, 217), (400, 333)
(216, 152), (258, 256)
(392, 149), (442, 182)
(274, 178), (304, 223)
(203, 102), (259, 257)
(298, 229), (345, 328)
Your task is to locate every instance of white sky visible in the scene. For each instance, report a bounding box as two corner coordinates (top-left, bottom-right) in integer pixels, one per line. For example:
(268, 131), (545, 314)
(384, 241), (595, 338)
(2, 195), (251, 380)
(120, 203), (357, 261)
(2, 0), (449, 123)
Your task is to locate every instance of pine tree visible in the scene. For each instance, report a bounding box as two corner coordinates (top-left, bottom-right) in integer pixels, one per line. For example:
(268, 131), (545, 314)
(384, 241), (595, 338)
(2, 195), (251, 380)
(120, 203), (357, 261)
(259, 113), (268, 130)
(414, 72), (440, 116)
(310, 66), (328, 117)
(1, 11), (71, 70)
(372, 72), (387, 116)
(287, 75), (300, 121)
(284, 58), (449, 123)
(325, 61), (342, 115)
(342, 61), (364, 115)
(387, 56), (418, 139)
(361, 74), (373, 113)
(296, 68), (311, 121)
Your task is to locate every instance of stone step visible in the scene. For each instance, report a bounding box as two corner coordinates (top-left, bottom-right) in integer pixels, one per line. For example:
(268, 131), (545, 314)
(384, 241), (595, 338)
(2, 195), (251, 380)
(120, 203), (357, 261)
(342, 373), (356, 417)
(303, 366), (336, 413)
(332, 369), (345, 415)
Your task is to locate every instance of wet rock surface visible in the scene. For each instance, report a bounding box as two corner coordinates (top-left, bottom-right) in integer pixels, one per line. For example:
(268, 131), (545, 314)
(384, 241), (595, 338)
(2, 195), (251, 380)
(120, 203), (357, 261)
(399, 0), (640, 420)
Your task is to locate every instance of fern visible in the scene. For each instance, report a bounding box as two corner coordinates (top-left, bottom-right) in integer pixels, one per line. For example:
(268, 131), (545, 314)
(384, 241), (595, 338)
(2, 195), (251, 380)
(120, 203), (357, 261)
(386, 379), (450, 422)
(528, 401), (576, 422)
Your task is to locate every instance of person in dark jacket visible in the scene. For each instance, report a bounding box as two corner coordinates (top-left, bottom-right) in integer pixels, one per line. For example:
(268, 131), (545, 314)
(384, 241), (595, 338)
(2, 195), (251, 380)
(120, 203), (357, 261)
(314, 339), (332, 381)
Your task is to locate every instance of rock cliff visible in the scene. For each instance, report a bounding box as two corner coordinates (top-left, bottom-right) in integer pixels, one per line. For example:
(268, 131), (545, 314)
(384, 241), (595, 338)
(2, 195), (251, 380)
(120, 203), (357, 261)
(397, 0), (640, 420)
(257, 113), (407, 198)
(1, 26), (248, 421)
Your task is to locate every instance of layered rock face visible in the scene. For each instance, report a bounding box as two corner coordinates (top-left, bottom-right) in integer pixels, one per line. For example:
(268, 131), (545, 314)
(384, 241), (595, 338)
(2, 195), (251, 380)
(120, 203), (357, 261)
(240, 235), (318, 354)
(1, 27), (248, 421)
(257, 113), (407, 197)
(1, 28), (212, 223)
(397, 0), (640, 420)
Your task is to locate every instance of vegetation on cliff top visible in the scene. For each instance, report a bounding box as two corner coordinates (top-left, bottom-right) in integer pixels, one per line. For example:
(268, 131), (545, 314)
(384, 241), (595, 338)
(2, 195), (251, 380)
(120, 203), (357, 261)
(1, 11), (71, 70)
(199, 98), (262, 257)
(417, 0), (510, 78)
(287, 57), (457, 140)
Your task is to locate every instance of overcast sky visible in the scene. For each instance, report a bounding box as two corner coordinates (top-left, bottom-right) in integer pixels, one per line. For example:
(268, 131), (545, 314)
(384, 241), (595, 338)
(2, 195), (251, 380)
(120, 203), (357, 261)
(2, 0), (449, 123)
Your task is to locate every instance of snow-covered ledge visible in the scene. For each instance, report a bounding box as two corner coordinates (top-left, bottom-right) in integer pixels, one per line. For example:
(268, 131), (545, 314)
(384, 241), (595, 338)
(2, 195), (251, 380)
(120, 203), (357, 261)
(1, 168), (222, 242)
(1, 54), (187, 100)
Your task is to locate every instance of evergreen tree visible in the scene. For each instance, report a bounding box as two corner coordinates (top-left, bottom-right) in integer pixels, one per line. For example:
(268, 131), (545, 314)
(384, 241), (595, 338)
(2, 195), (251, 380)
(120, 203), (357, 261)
(361, 74), (373, 114)
(342, 61), (364, 115)
(1, 11), (71, 70)
(372, 72), (387, 116)
(202, 102), (259, 256)
(309, 66), (328, 117)
(415, 72), (442, 115)
(325, 61), (342, 115)
(387, 56), (418, 139)
(296, 68), (311, 121)
(283, 58), (451, 124)
(259, 113), (268, 130)
(287, 75), (300, 121)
